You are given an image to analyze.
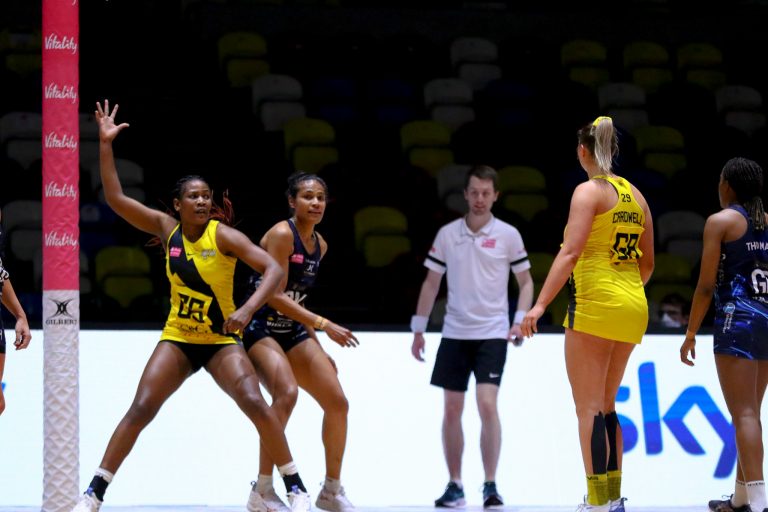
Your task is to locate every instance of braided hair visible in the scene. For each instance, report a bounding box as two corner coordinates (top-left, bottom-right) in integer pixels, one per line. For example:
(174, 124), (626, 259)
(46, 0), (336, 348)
(722, 157), (766, 231)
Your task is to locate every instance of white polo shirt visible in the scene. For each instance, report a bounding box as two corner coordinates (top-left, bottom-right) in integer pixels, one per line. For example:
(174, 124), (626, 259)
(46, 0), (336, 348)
(425, 215), (530, 340)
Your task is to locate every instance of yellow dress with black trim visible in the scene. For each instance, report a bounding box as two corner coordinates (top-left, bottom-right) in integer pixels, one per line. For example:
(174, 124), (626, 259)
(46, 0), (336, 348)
(161, 220), (239, 344)
(562, 175), (649, 343)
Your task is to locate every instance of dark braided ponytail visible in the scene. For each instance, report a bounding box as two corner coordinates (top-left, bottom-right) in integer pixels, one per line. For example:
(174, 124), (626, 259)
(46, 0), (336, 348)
(722, 157), (766, 231)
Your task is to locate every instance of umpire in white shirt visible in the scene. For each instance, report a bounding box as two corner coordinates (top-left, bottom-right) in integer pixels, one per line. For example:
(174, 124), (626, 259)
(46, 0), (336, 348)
(410, 165), (533, 509)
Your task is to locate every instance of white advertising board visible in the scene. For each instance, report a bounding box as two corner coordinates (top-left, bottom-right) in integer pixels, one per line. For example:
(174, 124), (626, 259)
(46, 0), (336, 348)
(0, 331), (753, 507)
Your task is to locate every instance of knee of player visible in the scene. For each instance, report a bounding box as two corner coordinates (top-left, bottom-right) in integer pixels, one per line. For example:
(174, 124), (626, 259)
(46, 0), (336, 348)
(324, 391), (349, 415)
(476, 399), (499, 421)
(124, 398), (162, 426)
(273, 383), (299, 413)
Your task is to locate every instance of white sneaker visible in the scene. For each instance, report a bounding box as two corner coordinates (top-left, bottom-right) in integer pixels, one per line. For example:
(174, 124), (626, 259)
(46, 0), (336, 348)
(260, 486), (291, 512)
(248, 482), (268, 512)
(575, 499), (610, 512)
(315, 486), (355, 512)
(287, 487), (311, 512)
(72, 493), (102, 512)
(608, 497), (627, 512)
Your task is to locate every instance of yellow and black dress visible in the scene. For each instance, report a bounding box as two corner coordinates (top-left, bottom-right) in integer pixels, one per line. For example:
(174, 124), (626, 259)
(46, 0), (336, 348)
(563, 175), (648, 343)
(161, 220), (239, 345)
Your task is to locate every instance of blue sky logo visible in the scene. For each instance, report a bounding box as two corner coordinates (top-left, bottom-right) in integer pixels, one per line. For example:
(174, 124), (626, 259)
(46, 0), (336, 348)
(617, 362), (736, 478)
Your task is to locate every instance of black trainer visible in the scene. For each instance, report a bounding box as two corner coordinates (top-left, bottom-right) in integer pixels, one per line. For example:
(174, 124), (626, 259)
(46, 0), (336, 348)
(708, 495), (751, 512)
(435, 482), (465, 508)
(482, 481), (503, 508)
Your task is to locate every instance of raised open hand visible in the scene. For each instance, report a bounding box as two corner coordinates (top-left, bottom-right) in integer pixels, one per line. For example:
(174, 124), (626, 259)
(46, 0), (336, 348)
(95, 100), (130, 142)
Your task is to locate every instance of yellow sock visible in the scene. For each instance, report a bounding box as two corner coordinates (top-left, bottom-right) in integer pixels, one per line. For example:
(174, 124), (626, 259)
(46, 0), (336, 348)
(607, 470), (622, 501)
(586, 474), (608, 505)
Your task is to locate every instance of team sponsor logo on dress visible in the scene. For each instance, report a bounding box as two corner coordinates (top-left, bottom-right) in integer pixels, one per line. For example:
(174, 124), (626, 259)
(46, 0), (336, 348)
(45, 181), (77, 200)
(201, 249), (216, 259)
(169, 247), (182, 257)
(44, 33), (78, 54)
(481, 238), (496, 249)
(722, 302), (735, 332)
(290, 253), (304, 264)
(44, 82), (78, 104)
(44, 132), (78, 151)
(45, 230), (78, 249)
(45, 298), (78, 326)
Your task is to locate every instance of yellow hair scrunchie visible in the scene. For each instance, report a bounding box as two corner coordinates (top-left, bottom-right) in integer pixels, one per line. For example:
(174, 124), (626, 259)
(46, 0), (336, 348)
(592, 116), (612, 126)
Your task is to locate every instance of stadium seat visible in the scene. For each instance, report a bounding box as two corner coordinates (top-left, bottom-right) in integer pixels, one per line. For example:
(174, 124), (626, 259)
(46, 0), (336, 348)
(632, 125), (687, 178)
(0, 112), (42, 169)
(283, 117), (336, 158)
(560, 39), (610, 89)
(677, 42), (726, 90)
(656, 210), (706, 265)
(94, 246), (154, 308)
(497, 165), (548, 222)
(622, 40), (673, 93)
(252, 74), (304, 113)
(217, 31), (270, 87)
(450, 37), (498, 68)
(436, 164), (470, 214)
(651, 252), (693, 284)
(353, 206), (411, 268)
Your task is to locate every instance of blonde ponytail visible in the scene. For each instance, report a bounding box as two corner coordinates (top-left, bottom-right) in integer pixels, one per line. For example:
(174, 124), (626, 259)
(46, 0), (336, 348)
(592, 116), (615, 173)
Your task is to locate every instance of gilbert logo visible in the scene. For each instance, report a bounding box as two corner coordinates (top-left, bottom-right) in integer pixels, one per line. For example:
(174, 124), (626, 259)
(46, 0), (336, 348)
(45, 132), (78, 151)
(44, 83), (78, 104)
(169, 247), (182, 257)
(481, 238), (496, 249)
(290, 253), (304, 264)
(45, 298), (78, 326)
(44, 33), (78, 54)
(45, 231), (78, 249)
(45, 181), (77, 200)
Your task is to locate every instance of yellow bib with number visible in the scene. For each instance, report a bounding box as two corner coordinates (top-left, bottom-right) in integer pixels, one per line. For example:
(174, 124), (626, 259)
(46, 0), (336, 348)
(563, 175), (649, 343)
(161, 220), (239, 344)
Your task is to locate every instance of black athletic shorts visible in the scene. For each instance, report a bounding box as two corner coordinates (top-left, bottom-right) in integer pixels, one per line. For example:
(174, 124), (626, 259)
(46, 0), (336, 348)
(0, 324), (5, 354)
(160, 339), (239, 373)
(242, 317), (310, 354)
(430, 338), (508, 391)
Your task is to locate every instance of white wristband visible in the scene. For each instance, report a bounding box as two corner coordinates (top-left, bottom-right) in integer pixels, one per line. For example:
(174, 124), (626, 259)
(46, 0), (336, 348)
(513, 310), (526, 325)
(410, 315), (429, 333)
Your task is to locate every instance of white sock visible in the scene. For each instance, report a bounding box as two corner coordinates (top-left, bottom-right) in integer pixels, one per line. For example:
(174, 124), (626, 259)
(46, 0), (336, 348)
(257, 474), (274, 494)
(324, 477), (341, 494)
(277, 461), (298, 477)
(732, 480), (748, 507)
(746, 480), (767, 511)
(94, 468), (114, 483)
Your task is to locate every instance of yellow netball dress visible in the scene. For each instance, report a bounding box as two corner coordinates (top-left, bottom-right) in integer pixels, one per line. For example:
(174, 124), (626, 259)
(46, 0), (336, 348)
(563, 175), (648, 343)
(161, 220), (239, 344)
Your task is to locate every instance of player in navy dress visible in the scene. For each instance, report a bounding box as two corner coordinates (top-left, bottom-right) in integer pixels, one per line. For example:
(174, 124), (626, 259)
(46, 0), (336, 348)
(681, 157), (768, 512)
(243, 172), (359, 512)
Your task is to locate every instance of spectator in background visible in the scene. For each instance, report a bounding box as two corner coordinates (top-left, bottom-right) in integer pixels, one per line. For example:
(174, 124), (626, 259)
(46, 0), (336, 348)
(657, 293), (690, 328)
(410, 165), (534, 509)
